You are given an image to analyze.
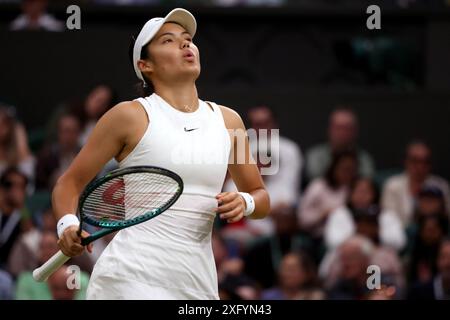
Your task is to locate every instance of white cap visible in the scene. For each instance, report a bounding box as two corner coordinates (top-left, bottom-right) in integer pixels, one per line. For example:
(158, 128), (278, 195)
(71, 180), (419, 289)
(133, 8), (197, 82)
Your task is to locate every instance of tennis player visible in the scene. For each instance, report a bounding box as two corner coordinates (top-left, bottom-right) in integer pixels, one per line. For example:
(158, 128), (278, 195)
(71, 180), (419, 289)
(54, 8), (270, 299)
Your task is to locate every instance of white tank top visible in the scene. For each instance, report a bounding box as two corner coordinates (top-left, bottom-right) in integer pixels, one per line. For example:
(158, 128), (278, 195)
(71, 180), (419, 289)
(87, 93), (230, 299)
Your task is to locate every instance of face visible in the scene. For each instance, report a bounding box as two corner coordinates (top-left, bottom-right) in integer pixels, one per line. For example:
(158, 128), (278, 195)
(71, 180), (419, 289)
(58, 115), (80, 150)
(141, 23), (200, 85)
(334, 156), (357, 187)
(279, 254), (308, 290)
(248, 107), (275, 131)
(339, 242), (368, 281)
(85, 85), (113, 119)
(23, 0), (47, 18)
(0, 172), (27, 211)
(420, 218), (443, 245)
(417, 196), (445, 216)
(438, 242), (450, 280)
(350, 179), (375, 209)
(329, 111), (357, 149)
(405, 143), (431, 181)
(47, 267), (76, 300)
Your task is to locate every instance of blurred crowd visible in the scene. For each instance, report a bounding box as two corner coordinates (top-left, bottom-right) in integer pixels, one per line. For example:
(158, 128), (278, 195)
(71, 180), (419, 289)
(4, 0), (450, 32)
(0, 82), (449, 300)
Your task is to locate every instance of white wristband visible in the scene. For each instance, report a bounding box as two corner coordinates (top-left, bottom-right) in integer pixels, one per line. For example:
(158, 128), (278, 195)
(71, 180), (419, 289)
(239, 192), (255, 217)
(57, 214), (80, 238)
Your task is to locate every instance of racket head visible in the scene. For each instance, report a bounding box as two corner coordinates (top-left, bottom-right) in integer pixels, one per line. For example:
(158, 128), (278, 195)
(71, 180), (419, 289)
(78, 166), (183, 230)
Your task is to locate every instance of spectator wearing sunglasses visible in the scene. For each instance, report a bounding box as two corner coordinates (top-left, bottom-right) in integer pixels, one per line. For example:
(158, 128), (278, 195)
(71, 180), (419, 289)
(381, 141), (450, 228)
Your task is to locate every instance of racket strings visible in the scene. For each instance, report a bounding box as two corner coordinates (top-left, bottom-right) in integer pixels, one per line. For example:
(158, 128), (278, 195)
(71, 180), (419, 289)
(82, 172), (179, 223)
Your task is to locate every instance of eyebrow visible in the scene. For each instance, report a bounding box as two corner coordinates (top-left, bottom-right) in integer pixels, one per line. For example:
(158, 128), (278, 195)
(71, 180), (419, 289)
(155, 31), (191, 40)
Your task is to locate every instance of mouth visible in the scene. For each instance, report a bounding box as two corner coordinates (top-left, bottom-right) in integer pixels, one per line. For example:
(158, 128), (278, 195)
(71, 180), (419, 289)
(183, 50), (195, 62)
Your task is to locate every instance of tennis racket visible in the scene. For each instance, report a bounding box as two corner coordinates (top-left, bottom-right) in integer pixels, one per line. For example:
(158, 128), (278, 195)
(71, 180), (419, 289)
(32, 165), (183, 282)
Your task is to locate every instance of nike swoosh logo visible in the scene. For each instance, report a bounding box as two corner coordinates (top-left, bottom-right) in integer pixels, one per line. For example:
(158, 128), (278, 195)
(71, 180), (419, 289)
(184, 127), (199, 132)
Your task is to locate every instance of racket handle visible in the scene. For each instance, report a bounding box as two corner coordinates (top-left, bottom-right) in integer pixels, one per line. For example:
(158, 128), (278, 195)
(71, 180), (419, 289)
(32, 250), (71, 282)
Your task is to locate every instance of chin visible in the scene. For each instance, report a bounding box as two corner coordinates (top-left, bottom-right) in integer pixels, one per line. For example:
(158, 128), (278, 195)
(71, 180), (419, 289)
(182, 66), (201, 79)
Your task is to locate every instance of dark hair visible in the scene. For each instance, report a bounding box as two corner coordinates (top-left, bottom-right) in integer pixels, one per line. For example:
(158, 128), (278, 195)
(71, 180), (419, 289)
(288, 250), (320, 289)
(348, 177), (380, 209)
(0, 167), (29, 189)
(418, 214), (449, 236)
(324, 149), (358, 189)
(128, 35), (154, 97)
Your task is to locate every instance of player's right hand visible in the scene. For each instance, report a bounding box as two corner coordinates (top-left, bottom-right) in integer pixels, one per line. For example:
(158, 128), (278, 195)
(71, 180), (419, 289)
(57, 225), (93, 257)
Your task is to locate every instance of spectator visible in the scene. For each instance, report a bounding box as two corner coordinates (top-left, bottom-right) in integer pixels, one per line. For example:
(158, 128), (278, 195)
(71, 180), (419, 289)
(405, 185), (449, 255)
(261, 251), (324, 300)
(9, 217), (94, 278)
(0, 106), (35, 183)
(244, 205), (308, 289)
(381, 141), (450, 227)
(408, 238), (450, 300)
(9, 0), (64, 32)
(212, 231), (260, 300)
(212, 231), (246, 284)
(298, 149), (357, 240)
(76, 84), (116, 146)
(246, 105), (303, 208)
(413, 185), (448, 220)
(305, 107), (375, 181)
(76, 84), (118, 177)
(408, 214), (449, 285)
(6, 211), (46, 277)
(15, 231), (89, 299)
(223, 105), (302, 238)
(326, 235), (374, 299)
(35, 113), (81, 191)
(0, 168), (30, 268)
(325, 178), (406, 252)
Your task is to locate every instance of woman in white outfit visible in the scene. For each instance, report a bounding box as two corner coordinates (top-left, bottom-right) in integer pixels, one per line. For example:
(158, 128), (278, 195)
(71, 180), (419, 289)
(53, 8), (270, 299)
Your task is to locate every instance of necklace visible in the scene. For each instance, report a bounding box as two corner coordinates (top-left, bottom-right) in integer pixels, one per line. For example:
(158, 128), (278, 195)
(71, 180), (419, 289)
(182, 104), (193, 112)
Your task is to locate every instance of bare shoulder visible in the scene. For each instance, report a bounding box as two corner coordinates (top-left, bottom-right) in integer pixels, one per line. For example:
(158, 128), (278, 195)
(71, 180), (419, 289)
(218, 105), (245, 130)
(104, 100), (146, 123)
(93, 100), (148, 144)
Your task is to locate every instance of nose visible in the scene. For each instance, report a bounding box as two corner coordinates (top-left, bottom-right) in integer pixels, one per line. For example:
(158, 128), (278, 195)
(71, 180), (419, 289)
(181, 40), (190, 49)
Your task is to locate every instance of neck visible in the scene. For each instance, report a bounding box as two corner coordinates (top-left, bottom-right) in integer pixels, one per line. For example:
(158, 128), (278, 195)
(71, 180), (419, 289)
(154, 81), (199, 113)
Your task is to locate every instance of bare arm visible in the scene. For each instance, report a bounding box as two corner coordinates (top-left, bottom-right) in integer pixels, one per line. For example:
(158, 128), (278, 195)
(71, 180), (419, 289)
(54, 101), (145, 256)
(216, 106), (270, 221)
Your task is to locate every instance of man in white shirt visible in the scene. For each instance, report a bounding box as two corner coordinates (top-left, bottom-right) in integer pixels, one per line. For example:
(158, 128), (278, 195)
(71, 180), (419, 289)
(381, 141), (450, 227)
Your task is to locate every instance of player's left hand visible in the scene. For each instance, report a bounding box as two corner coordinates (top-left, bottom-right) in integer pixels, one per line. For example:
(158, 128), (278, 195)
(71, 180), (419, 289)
(215, 192), (246, 223)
